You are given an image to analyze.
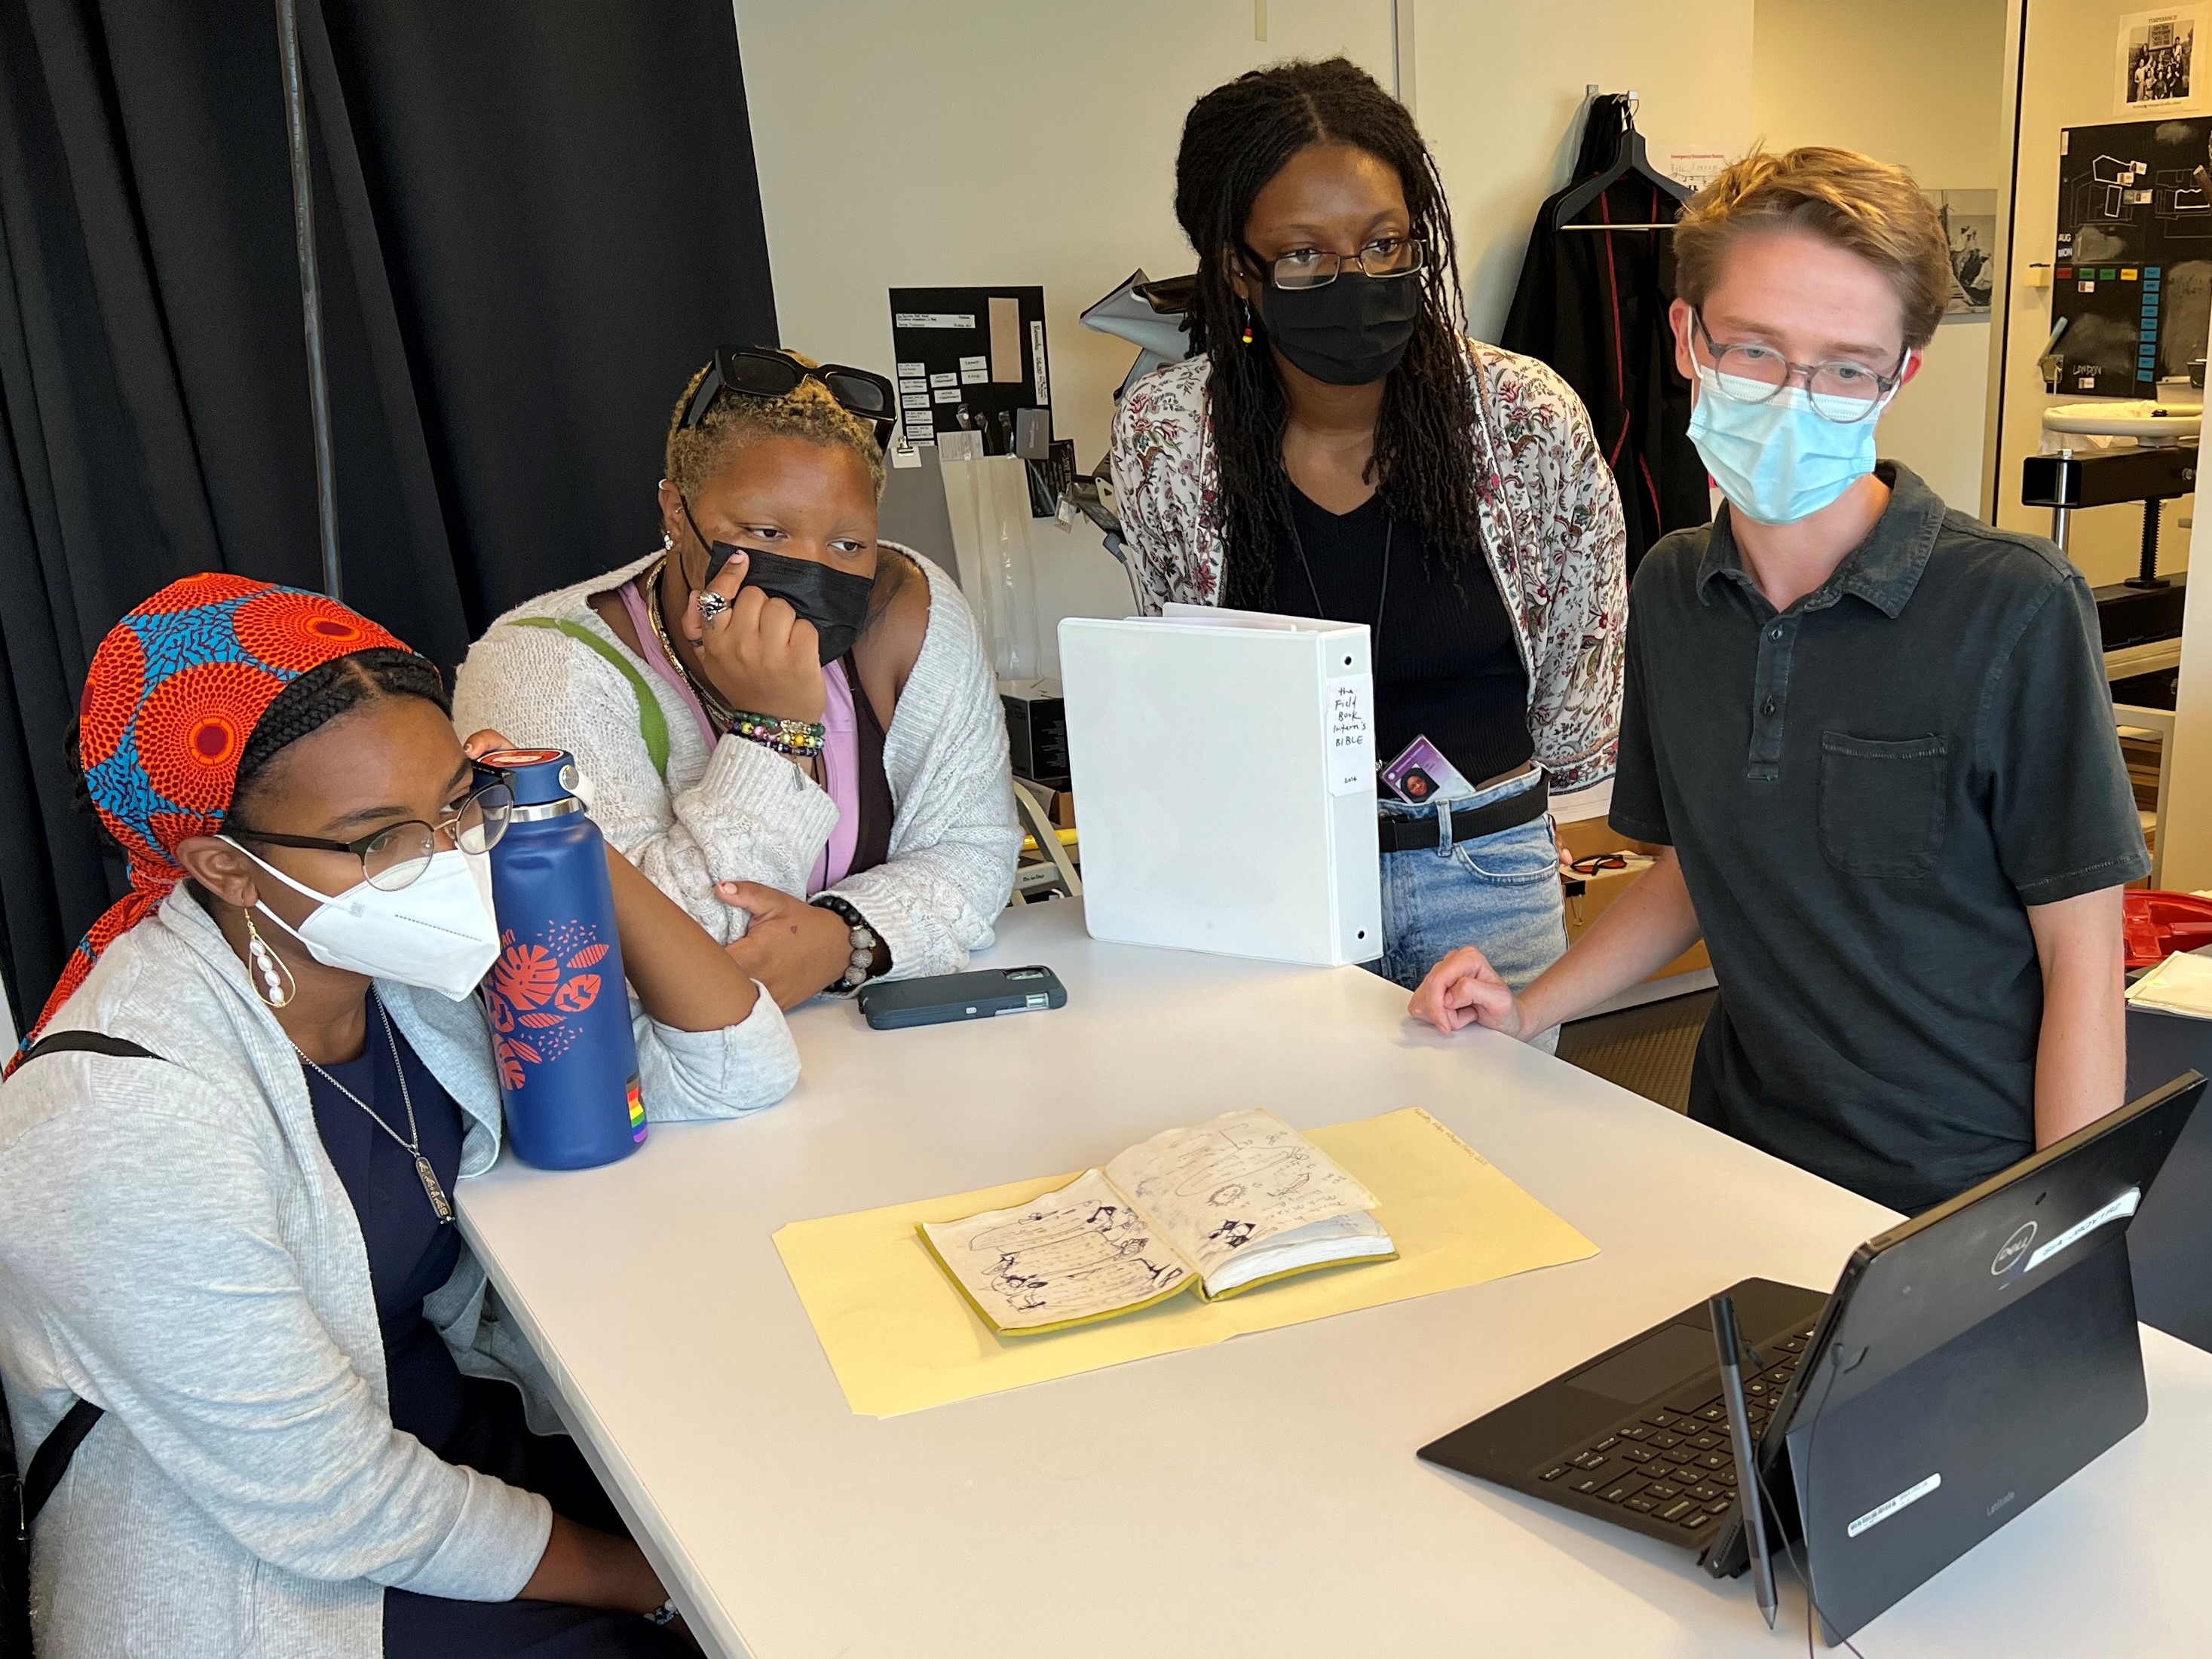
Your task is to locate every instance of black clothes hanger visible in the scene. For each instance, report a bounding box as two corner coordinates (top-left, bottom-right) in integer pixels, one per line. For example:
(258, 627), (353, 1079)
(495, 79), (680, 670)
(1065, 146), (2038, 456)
(1550, 92), (1692, 231)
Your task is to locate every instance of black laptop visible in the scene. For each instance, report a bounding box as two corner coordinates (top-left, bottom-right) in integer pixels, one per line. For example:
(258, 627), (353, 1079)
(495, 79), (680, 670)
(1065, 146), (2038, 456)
(1418, 1072), (2205, 1643)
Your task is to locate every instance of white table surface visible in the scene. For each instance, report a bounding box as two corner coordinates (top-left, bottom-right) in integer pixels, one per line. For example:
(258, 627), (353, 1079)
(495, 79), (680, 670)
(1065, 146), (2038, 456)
(458, 901), (2212, 1657)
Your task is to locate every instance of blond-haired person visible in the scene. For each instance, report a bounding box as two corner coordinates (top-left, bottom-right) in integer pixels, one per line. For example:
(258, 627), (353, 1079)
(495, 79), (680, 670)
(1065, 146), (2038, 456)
(1413, 149), (2145, 1214)
(455, 349), (1019, 1008)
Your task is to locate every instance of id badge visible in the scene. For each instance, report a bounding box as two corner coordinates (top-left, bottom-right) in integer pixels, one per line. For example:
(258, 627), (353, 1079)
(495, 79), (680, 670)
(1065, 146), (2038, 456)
(1380, 735), (1478, 805)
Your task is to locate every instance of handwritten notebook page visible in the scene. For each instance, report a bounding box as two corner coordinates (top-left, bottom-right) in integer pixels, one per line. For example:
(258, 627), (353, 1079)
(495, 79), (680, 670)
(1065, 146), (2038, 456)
(918, 1169), (1196, 1333)
(1104, 1108), (1380, 1283)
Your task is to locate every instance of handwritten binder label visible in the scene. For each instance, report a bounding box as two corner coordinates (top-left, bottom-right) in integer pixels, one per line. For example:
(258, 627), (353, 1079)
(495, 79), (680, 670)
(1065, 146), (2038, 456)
(1323, 672), (1375, 796)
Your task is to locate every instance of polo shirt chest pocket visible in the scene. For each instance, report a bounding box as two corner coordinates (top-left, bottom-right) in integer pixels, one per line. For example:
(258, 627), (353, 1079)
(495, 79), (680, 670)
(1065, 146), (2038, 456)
(1818, 732), (1949, 880)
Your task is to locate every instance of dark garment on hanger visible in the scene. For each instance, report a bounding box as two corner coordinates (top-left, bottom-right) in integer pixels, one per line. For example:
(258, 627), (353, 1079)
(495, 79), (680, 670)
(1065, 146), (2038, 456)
(840, 652), (896, 880)
(1501, 103), (1710, 577)
(1270, 485), (1532, 791)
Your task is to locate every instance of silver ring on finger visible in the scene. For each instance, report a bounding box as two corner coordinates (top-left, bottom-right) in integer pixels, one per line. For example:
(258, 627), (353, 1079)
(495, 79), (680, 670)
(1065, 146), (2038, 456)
(696, 591), (731, 624)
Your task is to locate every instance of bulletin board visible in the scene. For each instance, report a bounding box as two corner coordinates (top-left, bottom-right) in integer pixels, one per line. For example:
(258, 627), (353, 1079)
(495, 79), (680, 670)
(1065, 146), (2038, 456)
(888, 286), (1049, 447)
(2051, 118), (2212, 392)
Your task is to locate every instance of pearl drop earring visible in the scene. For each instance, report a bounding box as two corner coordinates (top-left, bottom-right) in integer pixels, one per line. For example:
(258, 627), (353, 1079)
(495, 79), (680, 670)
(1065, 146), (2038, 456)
(244, 912), (296, 1009)
(661, 529), (673, 551)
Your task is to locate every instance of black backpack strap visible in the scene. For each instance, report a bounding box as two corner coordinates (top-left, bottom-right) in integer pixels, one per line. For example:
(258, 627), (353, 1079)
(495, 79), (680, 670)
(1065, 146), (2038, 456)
(17, 1032), (159, 1064)
(16, 1400), (102, 1539)
(6, 1031), (157, 1540)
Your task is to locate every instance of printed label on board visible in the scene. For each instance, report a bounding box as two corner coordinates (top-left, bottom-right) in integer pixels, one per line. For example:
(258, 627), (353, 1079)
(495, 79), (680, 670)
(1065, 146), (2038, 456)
(2024, 1188), (2140, 1274)
(1031, 320), (1050, 406)
(896, 361), (925, 377)
(1846, 1472), (1941, 1538)
(958, 354), (988, 372)
(929, 372), (959, 387)
(1323, 673), (1375, 796)
(894, 312), (975, 329)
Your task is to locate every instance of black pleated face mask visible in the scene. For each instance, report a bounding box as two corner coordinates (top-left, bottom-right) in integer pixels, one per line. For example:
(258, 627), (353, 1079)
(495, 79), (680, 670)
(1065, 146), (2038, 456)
(706, 542), (875, 663)
(1258, 271), (1423, 386)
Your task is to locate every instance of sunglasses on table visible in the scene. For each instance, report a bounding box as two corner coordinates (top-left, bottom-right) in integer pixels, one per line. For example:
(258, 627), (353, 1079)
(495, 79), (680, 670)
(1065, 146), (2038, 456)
(228, 782), (514, 892)
(680, 346), (898, 450)
(1566, 852), (1635, 876)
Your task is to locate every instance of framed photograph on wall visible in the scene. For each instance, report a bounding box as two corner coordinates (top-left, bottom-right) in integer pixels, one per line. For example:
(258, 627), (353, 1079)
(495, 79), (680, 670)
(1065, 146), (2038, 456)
(1932, 190), (1999, 316)
(2117, 8), (2209, 113)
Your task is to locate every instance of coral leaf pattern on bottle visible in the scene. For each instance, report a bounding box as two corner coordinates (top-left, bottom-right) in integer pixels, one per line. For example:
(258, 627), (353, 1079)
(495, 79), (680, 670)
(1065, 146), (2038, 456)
(487, 921), (614, 1091)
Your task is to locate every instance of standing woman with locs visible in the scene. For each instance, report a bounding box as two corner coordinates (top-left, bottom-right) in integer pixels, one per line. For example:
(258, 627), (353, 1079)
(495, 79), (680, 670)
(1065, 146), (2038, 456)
(1111, 59), (1628, 1009)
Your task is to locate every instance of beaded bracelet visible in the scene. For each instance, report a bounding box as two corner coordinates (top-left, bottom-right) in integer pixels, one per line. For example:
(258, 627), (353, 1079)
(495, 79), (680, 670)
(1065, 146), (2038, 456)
(728, 710), (826, 758)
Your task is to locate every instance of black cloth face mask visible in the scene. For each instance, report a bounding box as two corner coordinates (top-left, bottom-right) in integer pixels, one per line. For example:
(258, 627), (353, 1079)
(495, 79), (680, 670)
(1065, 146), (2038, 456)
(1257, 271), (1423, 386)
(703, 540), (875, 663)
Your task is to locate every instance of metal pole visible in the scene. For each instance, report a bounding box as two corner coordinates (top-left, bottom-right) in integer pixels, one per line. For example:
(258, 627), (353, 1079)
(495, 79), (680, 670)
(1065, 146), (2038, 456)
(275, 0), (342, 599)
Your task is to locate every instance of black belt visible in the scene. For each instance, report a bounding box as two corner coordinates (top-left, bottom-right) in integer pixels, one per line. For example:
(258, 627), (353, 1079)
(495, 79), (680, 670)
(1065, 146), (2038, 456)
(1377, 776), (1547, 853)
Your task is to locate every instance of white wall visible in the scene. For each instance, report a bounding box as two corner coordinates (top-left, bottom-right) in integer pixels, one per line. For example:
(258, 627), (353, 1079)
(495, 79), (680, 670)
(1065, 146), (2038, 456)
(1412, 2), (1759, 342)
(1993, 0), (2197, 584)
(1749, 0), (2011, 514)
(734, 1), (1393, 476)
(734, 0), (1759, 475)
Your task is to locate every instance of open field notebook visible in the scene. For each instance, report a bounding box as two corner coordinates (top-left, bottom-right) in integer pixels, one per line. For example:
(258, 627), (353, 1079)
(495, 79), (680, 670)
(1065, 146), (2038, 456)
(918, 1109), (1398, 1334)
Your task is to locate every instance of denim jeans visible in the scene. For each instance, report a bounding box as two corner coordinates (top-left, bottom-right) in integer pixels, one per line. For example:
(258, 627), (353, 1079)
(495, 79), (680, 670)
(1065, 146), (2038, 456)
(1368, 770), (1567, 1046)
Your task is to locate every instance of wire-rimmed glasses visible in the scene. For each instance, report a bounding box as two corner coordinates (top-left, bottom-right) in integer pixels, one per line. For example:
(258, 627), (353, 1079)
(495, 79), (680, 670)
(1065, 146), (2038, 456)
(1692, 311), (1907, 424)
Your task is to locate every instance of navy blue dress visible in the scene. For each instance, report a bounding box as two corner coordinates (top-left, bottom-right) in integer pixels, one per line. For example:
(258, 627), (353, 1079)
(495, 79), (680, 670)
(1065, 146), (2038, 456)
(304, 996), (685, 1657)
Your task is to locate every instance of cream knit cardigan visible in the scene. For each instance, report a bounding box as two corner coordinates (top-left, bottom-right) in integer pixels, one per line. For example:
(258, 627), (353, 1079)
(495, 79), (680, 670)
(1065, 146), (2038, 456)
(453, 547), (1021, 978)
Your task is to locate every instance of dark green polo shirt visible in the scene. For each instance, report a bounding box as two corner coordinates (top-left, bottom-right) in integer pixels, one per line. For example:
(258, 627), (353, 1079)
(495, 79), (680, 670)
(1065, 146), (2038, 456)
(1611, 464), (2148, 1214)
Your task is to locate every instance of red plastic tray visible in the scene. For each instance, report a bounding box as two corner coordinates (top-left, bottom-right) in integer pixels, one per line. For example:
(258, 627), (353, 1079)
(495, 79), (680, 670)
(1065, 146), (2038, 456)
(2124, 890), (2212, 972)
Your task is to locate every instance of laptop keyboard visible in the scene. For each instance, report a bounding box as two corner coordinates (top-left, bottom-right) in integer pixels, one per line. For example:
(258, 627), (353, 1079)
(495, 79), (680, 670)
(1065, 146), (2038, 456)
(1533, 1325), (1817, 1536)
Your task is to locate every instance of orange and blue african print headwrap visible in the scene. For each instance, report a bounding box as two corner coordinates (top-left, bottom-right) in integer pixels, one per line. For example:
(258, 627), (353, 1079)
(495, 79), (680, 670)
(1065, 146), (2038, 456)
(20, 573), (412, 1055)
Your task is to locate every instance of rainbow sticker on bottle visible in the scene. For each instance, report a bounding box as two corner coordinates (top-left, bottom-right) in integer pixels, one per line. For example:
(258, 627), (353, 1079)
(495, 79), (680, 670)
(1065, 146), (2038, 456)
(626, 1076), (647, 1144)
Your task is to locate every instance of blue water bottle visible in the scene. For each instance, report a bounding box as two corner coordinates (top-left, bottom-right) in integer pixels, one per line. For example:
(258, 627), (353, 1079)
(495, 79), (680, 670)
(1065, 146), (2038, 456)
(473, 747), (646, 1168)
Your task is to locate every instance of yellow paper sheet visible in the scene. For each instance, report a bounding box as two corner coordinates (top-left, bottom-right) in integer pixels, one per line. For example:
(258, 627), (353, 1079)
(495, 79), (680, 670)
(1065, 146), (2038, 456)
(773, 1108), (1598, 1416)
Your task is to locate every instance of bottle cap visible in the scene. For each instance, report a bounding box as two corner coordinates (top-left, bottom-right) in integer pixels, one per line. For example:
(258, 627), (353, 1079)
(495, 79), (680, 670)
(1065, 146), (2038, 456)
(475, 747), (578, 807)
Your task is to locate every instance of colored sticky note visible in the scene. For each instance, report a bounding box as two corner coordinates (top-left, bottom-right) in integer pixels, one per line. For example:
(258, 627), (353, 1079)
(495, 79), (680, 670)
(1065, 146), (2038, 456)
(2101, 267), (2119, 280)
(2124, 268), (2140, 280)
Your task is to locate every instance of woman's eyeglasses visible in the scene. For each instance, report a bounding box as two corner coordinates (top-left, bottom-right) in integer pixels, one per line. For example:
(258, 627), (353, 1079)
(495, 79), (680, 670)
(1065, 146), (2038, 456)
(228, 783), (514, 892)
(1692, 311), (1907, 425)
(1244, 236), (1426, 292)
(680, 346), (897, 450)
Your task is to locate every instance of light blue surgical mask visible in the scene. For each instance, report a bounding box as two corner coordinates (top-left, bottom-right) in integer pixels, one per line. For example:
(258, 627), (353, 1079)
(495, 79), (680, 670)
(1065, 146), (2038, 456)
(1687, 363), (1907, 526)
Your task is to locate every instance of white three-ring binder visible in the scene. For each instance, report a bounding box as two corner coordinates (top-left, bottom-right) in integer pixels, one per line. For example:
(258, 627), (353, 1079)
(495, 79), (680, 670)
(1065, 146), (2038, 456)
(1058, 605), (1382, 966)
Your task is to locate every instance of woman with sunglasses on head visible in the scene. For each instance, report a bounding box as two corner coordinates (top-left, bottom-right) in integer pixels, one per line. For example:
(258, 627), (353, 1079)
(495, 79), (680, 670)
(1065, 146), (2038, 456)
(455, 350), (1019, 1009)
(0, 577), (796, 1657)
(1112, 60), (1628, 1016)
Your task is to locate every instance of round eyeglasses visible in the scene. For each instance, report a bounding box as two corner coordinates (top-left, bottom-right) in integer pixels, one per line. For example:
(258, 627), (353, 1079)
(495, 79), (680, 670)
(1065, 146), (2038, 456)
(1693, 311), (1907, 424)
(1246, 235), (1426, 292)
(228, 782), (513, 892)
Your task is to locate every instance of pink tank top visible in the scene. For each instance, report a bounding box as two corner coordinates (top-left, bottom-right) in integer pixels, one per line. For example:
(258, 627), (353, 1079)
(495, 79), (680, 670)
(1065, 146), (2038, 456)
(614, 583), (861, 894)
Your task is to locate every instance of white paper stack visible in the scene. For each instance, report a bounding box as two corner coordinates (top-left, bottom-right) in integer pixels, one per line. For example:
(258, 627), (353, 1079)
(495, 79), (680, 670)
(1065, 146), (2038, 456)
(2127, 949), (2212, 1019)
(1057, 605), (1382, 966)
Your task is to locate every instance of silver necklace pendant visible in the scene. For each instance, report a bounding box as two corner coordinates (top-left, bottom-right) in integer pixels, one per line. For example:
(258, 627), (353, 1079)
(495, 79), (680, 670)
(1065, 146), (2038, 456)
(413, 1153), (455, 1224)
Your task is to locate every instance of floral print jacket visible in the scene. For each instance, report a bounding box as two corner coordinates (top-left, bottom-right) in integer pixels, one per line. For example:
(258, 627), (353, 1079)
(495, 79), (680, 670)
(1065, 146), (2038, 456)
(1108, 344), (1628, 794)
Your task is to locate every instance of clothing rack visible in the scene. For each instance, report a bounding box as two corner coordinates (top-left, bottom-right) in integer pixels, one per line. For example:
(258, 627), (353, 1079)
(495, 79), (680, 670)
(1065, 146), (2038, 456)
(1555, 86), (1689, 233)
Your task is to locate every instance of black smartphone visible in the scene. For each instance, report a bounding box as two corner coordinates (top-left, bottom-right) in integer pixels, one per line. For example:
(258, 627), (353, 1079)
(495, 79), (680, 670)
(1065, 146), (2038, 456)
(856, 966), (1067, 1030)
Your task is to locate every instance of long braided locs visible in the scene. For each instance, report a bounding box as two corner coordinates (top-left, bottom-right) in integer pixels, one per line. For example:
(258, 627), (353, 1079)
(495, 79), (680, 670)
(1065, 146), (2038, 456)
(1173, 58), (1482, 609)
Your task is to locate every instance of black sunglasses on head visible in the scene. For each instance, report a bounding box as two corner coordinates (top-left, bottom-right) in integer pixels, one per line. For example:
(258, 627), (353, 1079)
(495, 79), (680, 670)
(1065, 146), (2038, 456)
(681, 347), (897, 449)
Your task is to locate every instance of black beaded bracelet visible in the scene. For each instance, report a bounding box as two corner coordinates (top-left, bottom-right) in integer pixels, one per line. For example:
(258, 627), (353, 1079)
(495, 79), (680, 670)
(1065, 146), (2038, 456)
(811, 893), (887, 994)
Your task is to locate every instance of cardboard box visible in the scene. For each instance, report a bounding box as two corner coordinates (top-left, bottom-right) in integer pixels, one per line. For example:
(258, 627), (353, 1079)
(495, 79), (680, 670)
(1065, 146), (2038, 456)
(1561, 856), (1711, 979)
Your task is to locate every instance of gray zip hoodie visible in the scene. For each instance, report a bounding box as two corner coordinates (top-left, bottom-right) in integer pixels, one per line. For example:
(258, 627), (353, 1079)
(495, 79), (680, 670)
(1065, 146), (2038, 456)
(0, 883), (795, 1657)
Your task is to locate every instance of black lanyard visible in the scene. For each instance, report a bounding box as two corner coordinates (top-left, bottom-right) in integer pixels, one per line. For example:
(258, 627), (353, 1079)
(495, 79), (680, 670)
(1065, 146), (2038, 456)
(1289, 514), (1394, 659)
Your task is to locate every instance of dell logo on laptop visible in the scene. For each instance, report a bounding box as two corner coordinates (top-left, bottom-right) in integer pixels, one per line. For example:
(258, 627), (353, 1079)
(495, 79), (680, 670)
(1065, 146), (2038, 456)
(1991, 1222), (2037, 1275)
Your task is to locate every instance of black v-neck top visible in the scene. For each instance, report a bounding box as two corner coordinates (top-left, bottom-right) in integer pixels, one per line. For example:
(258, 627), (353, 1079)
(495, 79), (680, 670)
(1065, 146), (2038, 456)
(304, 998), (468, 1452)
(1270, 485), (1530, 790)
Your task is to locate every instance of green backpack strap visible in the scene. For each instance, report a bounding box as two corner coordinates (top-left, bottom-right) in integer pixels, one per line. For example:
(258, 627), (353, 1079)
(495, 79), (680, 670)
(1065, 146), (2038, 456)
(507, 617), (669, 782)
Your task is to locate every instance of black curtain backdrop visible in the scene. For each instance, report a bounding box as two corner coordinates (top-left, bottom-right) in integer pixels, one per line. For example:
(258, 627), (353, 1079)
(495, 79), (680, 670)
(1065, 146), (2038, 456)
(0, 0), (778, 1027)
